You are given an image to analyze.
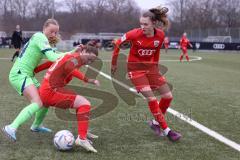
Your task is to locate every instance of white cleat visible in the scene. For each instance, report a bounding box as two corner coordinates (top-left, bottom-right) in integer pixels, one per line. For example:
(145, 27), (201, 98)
(75, 137), (97, 153)
(87, 132), (99, 139)
(2, 125), (17, 142)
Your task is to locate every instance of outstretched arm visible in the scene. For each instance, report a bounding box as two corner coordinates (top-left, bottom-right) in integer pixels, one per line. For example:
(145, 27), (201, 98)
(34, 61), (53, 73)
(111, 29), (136, 75)
(70, 69), (100, 86)
(111, 39), (122, 74)
(71, 69), (88, 82)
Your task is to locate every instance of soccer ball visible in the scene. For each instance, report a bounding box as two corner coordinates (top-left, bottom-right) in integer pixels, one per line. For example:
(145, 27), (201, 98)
(53, 130), (75, 151)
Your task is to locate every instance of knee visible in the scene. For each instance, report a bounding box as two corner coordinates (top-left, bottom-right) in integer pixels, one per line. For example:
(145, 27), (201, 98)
(140, 86), (156, 101)
(36, 101), (43, 108)
(31, 98), (43, 107)
(74, 96), (91, 108)
(161, 92), (173, 99)
(81, 99), (91, 106)
(147, 96), (157, 102)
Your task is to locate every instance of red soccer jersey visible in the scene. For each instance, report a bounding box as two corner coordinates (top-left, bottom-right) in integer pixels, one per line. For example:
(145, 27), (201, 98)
(180, 36), (190, 48)
(42, 53), (86, 89)
(112, 28), (164, 66)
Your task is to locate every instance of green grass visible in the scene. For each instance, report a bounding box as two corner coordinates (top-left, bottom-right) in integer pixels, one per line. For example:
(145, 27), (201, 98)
(0, 48), (240, 160)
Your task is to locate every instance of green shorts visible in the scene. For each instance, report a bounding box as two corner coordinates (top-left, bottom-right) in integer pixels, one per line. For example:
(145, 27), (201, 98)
(9, 69), (40, 96)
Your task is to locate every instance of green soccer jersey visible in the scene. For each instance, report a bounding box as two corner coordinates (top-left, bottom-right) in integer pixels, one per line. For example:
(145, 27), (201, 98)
(12, 32), (67, 76)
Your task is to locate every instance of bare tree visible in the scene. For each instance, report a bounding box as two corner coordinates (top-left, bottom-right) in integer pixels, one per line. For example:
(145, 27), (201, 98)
(29, 0), (54, 18)
(1, 0), (14, 18)
(12, 0), (30, 19)
(180, 0), (184, 26)
(215, 0), (240, 28)
(65, 0), (83, 14)
(0, 0), (138, 34)
(168, 0), (237, 35)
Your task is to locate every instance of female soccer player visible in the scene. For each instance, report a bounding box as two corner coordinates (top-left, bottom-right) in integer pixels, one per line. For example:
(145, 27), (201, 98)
(5, 44), (99, 152)
(111, 6), (181, 141)
(2, 19), (80, 141)
(163, 36), (169, 53)
(37, 45), (99, 152)
(179, 32), (193, 62)
(11, 25), (22, 62)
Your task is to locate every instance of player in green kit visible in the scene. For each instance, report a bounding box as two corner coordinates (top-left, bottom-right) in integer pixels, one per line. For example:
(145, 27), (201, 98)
(2, 19), (81, 141)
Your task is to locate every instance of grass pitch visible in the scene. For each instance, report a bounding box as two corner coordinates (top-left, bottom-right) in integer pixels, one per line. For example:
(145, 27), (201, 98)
(0, 48), (239, 160)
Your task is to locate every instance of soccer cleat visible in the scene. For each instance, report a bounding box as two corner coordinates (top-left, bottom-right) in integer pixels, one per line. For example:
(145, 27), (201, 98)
(167, 130), (182, 142)
(30, 125), (52, 133)
(87, 132), (99, 139)
(87, 138), (93, 145)
(148, 120), (164, 137)
(2, 125), (17, 142)
(75, 136), (97, 153)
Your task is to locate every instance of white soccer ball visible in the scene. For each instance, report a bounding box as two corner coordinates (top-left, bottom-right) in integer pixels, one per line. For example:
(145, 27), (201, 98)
(53, 130), (75, 151)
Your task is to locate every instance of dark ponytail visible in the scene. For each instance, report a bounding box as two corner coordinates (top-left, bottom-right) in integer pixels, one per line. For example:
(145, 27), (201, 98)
(142, 6), (169, 30)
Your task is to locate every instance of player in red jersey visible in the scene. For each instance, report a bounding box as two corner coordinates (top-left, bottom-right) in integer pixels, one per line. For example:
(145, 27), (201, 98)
(179, 32), (193, 62)
(163, 36), (169, 53)
(36, 45), (99, 152)
(111, 6), (181, 142)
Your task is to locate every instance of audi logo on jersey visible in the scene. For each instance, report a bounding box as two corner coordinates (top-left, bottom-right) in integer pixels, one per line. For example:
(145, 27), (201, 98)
(138, 49), (156, 56)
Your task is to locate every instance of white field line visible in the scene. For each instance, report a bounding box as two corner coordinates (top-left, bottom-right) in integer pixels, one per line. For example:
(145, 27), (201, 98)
(0, 57), (12, 60)
(119, 51), (202, 62)
(87, 65), (240, 152)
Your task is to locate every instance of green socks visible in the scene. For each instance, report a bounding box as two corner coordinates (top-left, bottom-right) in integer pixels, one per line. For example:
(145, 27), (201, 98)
(31, 107), (49, 128)
(10, 103), (40, 129)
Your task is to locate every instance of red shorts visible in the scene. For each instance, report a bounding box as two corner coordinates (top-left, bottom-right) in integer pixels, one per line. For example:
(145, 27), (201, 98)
(39, 80), (76, 109)
(164, 44), (169, 49)
(181, 47), (188, 54)
(128, 70), (167, 92)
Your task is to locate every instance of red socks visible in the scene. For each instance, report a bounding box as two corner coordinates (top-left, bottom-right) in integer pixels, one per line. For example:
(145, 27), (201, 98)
(159, 98), (173, 114)
(148, 100), (168, 129)
(76, 105), (91, 140)
(180, 53), (189, 61)
(179, 55), (183, 61)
